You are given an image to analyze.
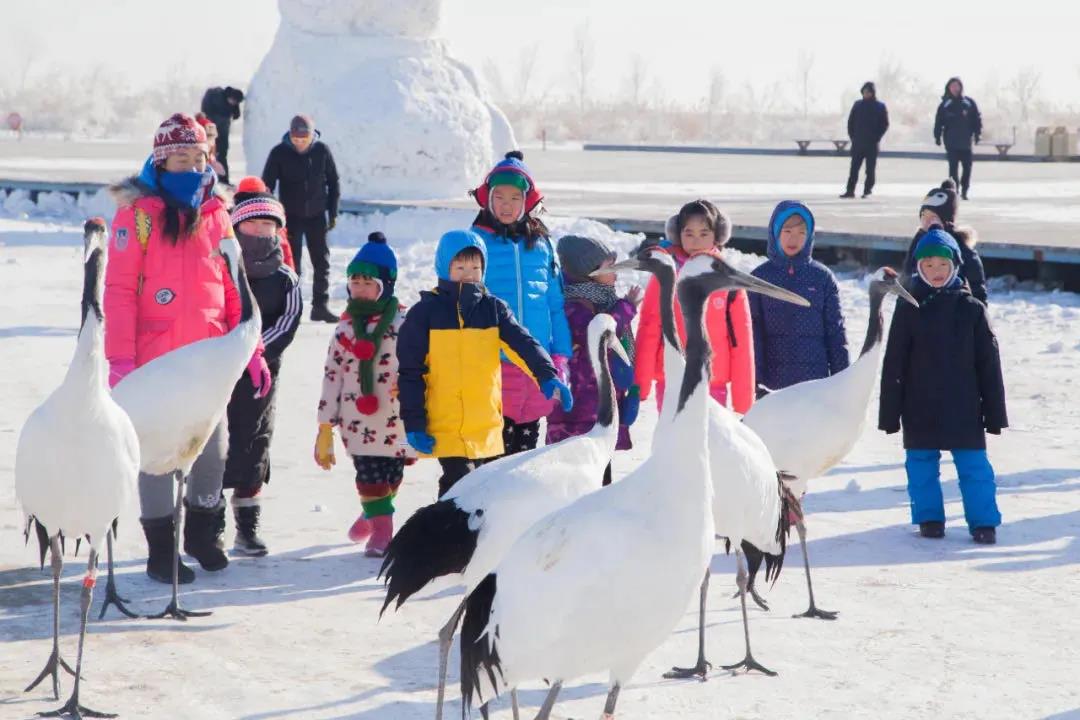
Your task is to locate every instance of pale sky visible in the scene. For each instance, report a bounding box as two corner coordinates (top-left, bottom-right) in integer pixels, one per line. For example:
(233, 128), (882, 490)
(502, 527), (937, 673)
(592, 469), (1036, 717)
(2, 0), (1078, 112)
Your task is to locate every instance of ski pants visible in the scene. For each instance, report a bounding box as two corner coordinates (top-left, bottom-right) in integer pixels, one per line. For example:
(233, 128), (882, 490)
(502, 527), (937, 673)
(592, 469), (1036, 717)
(905, 448), (1001, 531)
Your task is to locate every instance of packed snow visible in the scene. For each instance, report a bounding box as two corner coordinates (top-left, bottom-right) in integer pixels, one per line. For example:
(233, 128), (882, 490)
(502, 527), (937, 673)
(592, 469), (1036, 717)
(1, 209), (1078, 719)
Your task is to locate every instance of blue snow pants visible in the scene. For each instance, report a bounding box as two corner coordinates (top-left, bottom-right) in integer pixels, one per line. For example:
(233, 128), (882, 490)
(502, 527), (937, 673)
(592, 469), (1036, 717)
(905, 449), (1002, 531)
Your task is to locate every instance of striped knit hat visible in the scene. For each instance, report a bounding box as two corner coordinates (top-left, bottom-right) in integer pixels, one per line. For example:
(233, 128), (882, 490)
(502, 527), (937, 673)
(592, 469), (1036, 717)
(152, 113), (208, 165)
(230, 177), (286, 228)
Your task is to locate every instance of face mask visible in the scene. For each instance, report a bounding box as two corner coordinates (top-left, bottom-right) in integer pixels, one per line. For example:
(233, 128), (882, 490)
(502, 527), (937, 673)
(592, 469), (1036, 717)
(159, 166), (216, 209)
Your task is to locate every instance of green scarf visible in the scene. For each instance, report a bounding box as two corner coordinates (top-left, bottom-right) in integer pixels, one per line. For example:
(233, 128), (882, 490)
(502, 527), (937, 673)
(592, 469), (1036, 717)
(346, 296), (399, 398)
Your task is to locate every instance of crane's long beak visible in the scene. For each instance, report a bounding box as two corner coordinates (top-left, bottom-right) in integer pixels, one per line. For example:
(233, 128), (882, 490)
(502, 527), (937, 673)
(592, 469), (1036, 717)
(592, 258), (642, 276)
(727, 266), (811, 307)
(607, 330), (631, 367)
(891, 281), (919, 308)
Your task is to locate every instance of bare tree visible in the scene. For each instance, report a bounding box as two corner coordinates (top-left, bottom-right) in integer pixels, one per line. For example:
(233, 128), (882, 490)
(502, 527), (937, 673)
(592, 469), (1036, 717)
(624, 53), (649, 109)
(796, 49), (815, 118)
(482, 59), (509, 103)
(1007, 67), (1042, 123)
(514, 43), (541, 107)
(706, 67), (725, 135)
(569, 21), (595, 115)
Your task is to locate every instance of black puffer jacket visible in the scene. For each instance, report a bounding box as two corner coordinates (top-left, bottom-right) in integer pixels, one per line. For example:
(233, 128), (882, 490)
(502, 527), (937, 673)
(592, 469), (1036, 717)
(261, 133), (341, 220)
(934, 78), (982, 151)
(200, 87), (242, 134)
(879, 282), (1007, 450)
(847, 98), (889, 149)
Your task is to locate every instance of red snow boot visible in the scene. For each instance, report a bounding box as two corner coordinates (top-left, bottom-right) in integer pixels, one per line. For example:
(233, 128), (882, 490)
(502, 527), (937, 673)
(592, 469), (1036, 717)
(365, 515), (394, 558)
(348, 515), (373, 544)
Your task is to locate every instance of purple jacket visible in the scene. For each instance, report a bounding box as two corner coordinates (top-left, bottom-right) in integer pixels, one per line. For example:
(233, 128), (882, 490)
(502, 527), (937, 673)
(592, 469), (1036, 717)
(545, 297), (636, 450)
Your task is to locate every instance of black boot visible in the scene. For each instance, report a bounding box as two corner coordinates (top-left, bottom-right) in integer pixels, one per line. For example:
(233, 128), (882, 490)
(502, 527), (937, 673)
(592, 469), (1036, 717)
(971, 526), (996, 544)
(183, 499), (229, 571)
(310, 303), (338, 323)
(141, 516), (195, 585)
(919, 521), (945, 539)
(232, 499), (269, 557)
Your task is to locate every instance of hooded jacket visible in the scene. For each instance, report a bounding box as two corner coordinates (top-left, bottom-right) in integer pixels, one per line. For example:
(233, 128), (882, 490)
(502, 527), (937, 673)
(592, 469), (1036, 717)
(396, 230), (557, 459)
(934, 77), (982, 151)
(904, 225), (987, 305)
(261, 132), (341, 220)
(749, 201), (849, 391)
(880, 231), (1007, 449)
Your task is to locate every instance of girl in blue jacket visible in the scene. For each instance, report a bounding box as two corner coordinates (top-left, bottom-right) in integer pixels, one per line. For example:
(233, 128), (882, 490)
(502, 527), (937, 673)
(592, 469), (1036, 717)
(469, 151), (573, 454)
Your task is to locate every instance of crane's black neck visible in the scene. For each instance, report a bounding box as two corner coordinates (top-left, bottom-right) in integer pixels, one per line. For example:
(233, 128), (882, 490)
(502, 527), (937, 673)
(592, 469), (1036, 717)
(675, 280), (712, 413)
(655, 263), (682, 353)
(859, 287), (887, 357)
(594, 329), (617, 428)
(80, 248), (104, 334)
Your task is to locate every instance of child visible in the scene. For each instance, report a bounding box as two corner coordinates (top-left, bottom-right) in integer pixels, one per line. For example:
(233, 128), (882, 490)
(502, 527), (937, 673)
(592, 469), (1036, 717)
(221, 178), (303, 556)
(396, 229), (572, 497)
(194, 113), (228, 180)
(879, 228), (1007, 544)
(314, 232), (412, 558)
(105, 113), (269, 582)
(749, 201), (849, 393)
(904, 179), (987, 304)
(635, 199), (755, 413)
(547, 235), (642, 485)
(469, 151), (573, 454)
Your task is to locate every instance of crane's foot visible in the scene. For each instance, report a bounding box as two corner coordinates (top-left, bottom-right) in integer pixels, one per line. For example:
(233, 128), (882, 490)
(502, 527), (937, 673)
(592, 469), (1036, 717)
(731, 586), (770, 611)
(38, 693), (117, 718)
(793, 604), (838, 621)
(663, 659), (711, 681)
(721, 653), (777, 677)
(97, 577), (141, 620)
(146, 600), (211, 621)
(25, 646), (76, 696)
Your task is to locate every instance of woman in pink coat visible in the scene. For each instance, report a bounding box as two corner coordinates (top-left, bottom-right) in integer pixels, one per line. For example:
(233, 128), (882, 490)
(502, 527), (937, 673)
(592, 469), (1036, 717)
(104, 113), (269, 584)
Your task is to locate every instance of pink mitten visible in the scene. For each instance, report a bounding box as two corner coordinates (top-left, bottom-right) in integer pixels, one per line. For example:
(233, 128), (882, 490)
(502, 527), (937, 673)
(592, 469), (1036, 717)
(552, 354), (570, 384)
(247, 352), (272, 399)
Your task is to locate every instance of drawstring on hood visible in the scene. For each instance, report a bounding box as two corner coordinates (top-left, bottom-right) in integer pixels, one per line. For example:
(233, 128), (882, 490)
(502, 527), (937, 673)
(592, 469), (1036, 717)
(767, 200), (816, 275)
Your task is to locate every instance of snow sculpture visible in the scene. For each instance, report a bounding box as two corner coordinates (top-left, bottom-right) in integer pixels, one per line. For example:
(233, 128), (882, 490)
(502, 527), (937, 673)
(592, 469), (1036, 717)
(244, 0), (516, 200)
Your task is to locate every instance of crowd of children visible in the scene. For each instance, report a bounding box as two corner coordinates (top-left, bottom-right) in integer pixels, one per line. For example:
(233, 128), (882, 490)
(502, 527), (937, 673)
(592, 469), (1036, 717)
(103, 112), (1008, 584)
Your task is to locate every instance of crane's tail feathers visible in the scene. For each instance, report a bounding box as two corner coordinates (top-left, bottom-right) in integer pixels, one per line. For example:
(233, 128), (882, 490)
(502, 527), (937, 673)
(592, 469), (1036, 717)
(32, 519), (50, 570)
(460, 573), (504, 717)
(378, 499), (478, 617)
(754, 478), (796, 588)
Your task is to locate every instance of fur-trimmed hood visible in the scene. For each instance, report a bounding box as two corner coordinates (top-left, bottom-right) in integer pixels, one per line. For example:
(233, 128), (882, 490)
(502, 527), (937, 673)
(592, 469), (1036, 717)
(951, 225), (978, 248)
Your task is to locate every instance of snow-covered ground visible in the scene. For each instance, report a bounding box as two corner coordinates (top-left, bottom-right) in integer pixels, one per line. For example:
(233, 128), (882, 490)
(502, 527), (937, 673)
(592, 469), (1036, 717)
(1, 210), (1078, 720)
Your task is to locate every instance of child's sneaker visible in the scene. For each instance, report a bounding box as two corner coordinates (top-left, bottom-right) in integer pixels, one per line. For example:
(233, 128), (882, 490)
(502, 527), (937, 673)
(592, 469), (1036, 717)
(348, 515), (373, 543)
(919, 521), (945, 539)
(971, 526), (996, 545)
(364, 515), (394, 558)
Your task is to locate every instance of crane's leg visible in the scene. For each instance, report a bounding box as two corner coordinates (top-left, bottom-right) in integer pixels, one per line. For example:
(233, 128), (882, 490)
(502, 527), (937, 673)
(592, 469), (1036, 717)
(721, 550), (777, 676)
(663, 569), (712, 680)
(792, 516), (838, 621)
(600, 683), (620, 719)
(511, 689), (520, 720)
(40, 550), (117, 718)
(730, 542), (770, 611)
(149, 473), (211, 621)
(98, 525), (140, 620)
(533, 681), (562, 720)
(25, 536), (76, 698)
(435, 599), (466, 720)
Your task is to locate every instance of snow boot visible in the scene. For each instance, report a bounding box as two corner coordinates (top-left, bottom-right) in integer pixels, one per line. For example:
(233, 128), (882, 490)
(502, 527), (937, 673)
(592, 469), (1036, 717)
(141, 515), (195, 585)
(919, 521), (945, 539)
(364, 515), (394, 558)
(348, 515), (374, 544)
(839, 191), (856, 199)
(971, 526), (996, 545)
(310, 304), (338, 324)
(232, 497), (269, 557)
(183, 499), (229, 571)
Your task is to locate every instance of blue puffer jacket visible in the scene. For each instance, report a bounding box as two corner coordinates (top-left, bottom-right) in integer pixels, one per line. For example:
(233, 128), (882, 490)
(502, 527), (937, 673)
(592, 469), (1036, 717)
(472, 224), (573, 358)
(749, 201), (850, 391)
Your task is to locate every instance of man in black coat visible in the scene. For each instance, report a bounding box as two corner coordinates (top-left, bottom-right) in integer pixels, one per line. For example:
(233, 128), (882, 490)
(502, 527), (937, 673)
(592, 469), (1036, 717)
(200, 86), (244, 184)
(879, 228), (1006, 544)
(842, 81), (889, 199)
(262, 114), (342, 323)
(934, 77), (982, 200)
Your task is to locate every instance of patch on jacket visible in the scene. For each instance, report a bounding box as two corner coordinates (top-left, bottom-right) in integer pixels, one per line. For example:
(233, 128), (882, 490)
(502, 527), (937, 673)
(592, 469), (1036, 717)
(155, 288), (176, 305)
(135, 208), (152, 250)
(113, 227), (129, 252)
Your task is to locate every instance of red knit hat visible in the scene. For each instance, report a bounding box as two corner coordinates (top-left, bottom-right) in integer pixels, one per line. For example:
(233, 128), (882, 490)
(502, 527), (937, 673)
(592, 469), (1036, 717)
(153, 113), (208, 165)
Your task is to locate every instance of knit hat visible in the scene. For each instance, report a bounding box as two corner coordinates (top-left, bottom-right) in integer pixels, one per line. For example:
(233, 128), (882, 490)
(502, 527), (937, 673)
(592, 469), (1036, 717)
(471, 151), (543, 218)
(290, 114), (315, 137)
(919, 179), (958, 225)
(152, 113), (208, 165)
(194, 112), (218, 139)
(347, 232), (398, 300)
(231, 177), (286, 228)
(557, 234), (616, 283)
(914, 227), (962, 287)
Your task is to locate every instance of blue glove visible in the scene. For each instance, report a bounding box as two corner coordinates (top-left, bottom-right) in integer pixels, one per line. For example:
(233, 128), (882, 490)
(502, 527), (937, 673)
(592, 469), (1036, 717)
(541, 377), (574, 413)
(406, 431), (435, 455)
(619, 385), (641, 426)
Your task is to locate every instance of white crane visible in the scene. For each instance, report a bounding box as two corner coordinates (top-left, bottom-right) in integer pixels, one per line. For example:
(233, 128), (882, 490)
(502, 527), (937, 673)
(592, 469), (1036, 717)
(15, 218), (140, 717)
(111, 231), (262, 620)
(743, 267), (918, 619)
(604, 244), (801, 678)
(379, 314), (628, 720)
(458, 255), (808, 720)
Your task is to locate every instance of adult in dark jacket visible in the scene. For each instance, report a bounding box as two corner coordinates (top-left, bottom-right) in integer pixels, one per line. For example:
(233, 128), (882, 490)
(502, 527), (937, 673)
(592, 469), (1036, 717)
(222, 180), (303, 555)
(750, 201), (849, 393)
(842, 81), (889, 198)
(879, 228), (1006, 543)
(903, 179), (987, 304)
(199, 86), (244, 184)
(933, 77), (982, 200)
(262, 114), (341, 323)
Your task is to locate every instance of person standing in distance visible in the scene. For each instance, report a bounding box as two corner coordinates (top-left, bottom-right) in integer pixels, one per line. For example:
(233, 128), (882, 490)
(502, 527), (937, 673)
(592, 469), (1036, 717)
(199, 86), (244, 184)
(934, 77), (982, 201)
(262, 114), (342, 323)
(841, 81), (889, 199)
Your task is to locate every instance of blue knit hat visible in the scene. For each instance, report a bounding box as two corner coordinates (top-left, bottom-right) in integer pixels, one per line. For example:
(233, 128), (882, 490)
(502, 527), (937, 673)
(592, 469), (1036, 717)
(914, 228), (963, 288)
(347, 232), (397, 300)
